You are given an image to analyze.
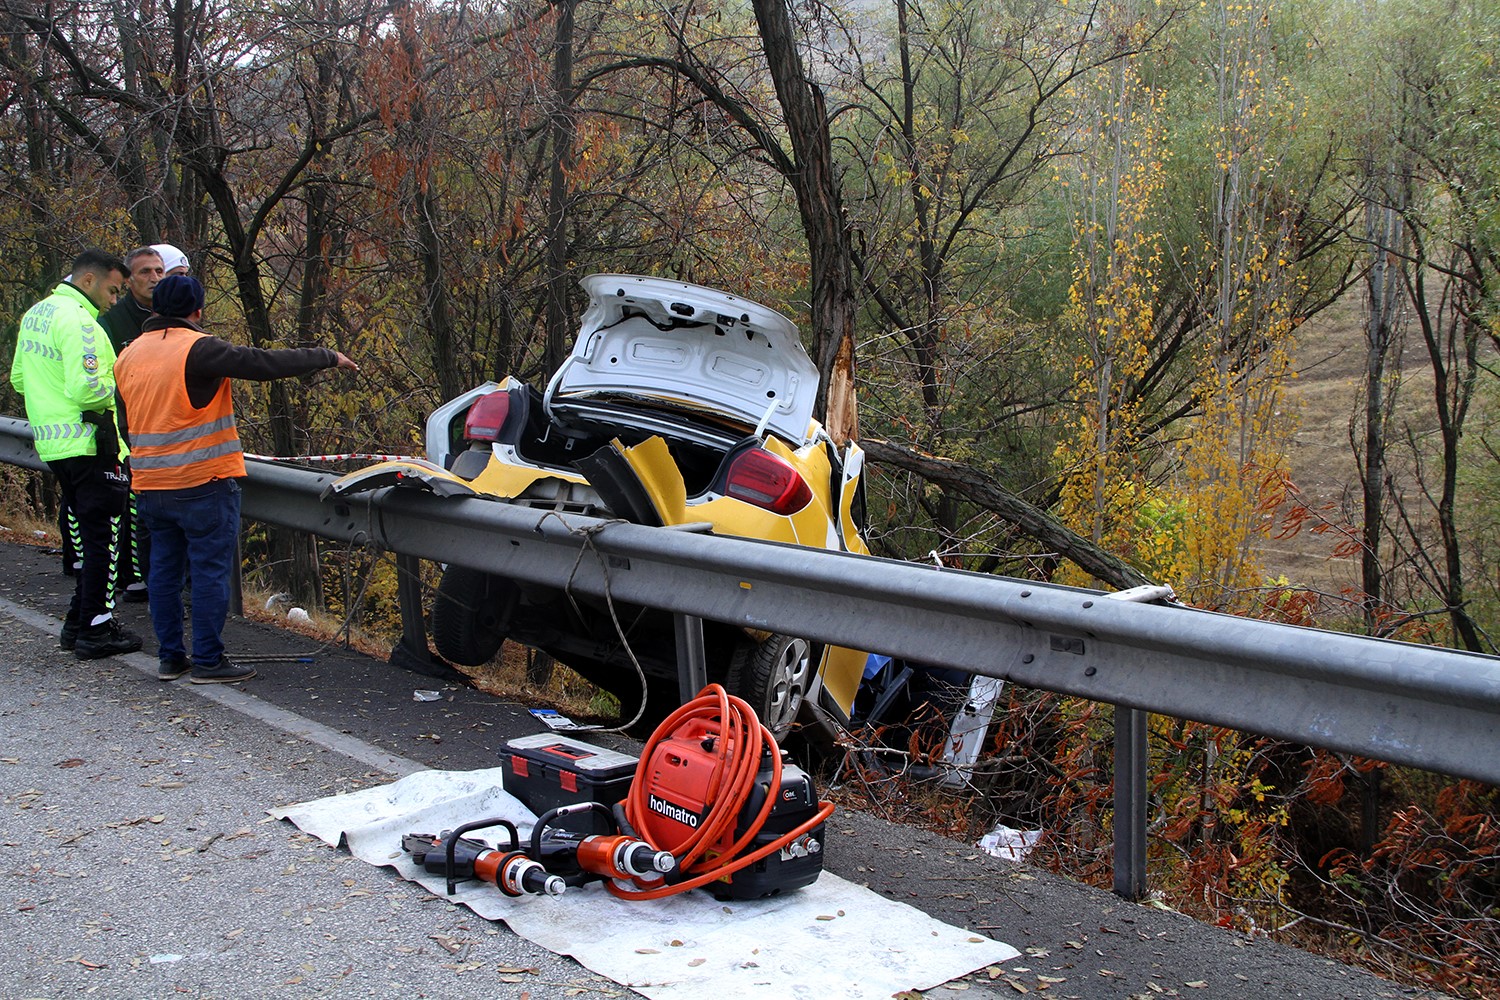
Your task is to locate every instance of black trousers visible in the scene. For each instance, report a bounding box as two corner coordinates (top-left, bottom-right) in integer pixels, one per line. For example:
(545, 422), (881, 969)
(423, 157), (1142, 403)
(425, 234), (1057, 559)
(115, 492), (149, 587)
(47, 454), (129, 626)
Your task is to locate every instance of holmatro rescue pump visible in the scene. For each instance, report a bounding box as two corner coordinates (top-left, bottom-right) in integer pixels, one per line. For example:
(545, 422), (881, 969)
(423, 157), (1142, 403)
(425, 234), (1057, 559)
(402, 684), (835, 901)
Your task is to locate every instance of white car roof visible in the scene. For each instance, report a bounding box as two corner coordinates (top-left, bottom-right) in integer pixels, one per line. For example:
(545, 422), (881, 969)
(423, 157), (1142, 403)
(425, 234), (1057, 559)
(548, 274), (820, 445)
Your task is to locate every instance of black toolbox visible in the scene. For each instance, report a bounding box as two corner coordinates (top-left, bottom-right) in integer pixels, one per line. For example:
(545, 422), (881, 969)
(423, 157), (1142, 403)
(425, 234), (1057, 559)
(501, 734), (639, 835)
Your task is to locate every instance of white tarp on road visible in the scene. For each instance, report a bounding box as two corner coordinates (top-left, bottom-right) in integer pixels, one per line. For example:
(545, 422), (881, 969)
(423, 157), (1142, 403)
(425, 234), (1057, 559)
(271, 767), (1018, 998)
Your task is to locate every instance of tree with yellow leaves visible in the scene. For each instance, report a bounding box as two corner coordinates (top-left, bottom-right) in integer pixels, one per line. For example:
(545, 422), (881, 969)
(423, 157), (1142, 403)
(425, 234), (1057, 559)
(1053, 41), (1174, 585)
(1055, 0), (1305, 611)
(1165, 0), (1304, 609)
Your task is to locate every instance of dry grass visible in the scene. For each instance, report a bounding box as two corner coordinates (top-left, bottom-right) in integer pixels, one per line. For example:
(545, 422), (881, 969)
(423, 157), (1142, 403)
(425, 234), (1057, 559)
(1266, 300), (1364, 593)
(1267, 295), (1439, 596)
(0, 490), (61, 549)
(462, 646), (624, 721)
(241, 588), (396, 660)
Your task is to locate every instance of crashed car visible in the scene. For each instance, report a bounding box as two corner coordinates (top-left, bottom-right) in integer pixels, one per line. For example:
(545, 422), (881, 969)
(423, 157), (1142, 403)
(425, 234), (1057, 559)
(331, 274), (869, 739)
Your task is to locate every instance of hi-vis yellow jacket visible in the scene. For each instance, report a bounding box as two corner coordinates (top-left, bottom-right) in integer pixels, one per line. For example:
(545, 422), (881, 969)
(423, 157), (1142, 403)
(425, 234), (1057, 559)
(10, 282), (121, 463)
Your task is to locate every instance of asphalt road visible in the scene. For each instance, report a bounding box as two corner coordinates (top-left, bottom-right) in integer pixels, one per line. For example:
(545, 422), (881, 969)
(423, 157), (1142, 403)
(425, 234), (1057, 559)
(0, 539), (1448, 999)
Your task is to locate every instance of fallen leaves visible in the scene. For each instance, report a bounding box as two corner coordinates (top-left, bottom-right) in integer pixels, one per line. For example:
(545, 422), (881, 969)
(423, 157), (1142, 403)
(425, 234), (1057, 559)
(429, 933), (465, 954)
(56, 953), (106, 970)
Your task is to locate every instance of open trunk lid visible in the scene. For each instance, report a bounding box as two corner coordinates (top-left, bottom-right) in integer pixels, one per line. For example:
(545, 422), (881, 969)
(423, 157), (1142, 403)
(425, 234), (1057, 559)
(547, 274), (820, 447)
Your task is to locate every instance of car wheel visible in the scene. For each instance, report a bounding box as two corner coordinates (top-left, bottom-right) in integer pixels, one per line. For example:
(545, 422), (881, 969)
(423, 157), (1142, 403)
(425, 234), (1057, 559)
(431, 565), (506, 665)
(728, 634), (813, 741)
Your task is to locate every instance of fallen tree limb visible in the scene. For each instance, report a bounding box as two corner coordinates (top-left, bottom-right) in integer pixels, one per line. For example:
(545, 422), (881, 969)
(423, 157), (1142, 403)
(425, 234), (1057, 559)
(860, 437), (1155, 593)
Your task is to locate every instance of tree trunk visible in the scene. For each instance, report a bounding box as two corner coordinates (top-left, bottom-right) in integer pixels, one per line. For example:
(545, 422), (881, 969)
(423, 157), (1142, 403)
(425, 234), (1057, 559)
(395, 2), (461, 403)
(543, 0), (577, 376)
(751, 0), (857, 444)
(1359, 192), (1403, 633)
(1408, 257), (1486, 652)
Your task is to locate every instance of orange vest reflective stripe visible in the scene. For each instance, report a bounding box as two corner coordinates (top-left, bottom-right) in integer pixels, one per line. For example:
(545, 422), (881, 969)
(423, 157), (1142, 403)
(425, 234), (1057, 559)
(115, 328), (246, 490)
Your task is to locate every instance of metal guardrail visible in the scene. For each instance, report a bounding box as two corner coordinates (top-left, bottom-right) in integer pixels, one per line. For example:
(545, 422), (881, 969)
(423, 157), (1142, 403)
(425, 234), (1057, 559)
(242, 455), (1500, 778)
(5, 416), (1500, 893)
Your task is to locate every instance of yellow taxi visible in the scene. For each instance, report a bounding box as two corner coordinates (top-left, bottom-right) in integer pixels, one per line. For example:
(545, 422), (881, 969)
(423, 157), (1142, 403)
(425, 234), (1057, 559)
(332, 275), (869, 739)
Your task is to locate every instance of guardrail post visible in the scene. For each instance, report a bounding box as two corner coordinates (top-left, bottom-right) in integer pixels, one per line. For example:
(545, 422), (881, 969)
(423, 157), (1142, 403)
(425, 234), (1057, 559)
(1103, 585), (1172, 900)
(674, 613), (708, 703)
(1113, 704), (1149, 900)
(388, 552), (467, 684)
(940, 675), (1005, 787)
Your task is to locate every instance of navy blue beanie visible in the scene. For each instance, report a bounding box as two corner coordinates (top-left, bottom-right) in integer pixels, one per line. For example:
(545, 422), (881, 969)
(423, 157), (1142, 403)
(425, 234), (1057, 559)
(152, 274), (205, 319)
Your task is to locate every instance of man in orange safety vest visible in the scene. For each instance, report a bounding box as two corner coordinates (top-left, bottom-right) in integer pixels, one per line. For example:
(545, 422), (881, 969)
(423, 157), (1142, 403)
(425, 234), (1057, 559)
(115, 274), (357, 683)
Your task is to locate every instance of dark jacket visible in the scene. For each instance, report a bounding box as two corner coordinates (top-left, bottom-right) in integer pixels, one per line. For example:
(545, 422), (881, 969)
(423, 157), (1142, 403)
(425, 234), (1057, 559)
(101, 295), (153, 353)
(137, 316), (342, 409)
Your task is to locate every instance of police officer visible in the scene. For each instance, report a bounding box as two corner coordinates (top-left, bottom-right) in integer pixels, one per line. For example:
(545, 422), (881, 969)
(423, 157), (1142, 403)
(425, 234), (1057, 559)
(11, 249), (144, 659)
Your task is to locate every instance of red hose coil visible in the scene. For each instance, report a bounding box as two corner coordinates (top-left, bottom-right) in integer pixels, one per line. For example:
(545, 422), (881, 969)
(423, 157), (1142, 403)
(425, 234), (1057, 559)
(609, 683), (834, 900)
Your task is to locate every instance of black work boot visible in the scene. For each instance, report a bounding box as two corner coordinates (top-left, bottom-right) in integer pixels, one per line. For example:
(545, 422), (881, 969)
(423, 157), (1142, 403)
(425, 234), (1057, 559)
(59, 616), (81, 651)
(73, 619), (144, 660)
(189, 656), (256, 685)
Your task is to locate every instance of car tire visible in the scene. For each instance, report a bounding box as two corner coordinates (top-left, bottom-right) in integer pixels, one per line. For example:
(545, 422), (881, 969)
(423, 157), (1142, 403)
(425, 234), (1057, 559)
(431, 565), (506, 665)
(728, 634), (813, 742)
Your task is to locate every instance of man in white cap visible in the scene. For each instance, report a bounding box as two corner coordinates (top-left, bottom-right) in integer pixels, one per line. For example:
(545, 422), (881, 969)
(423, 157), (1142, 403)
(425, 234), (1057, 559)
(151, 243), (190, 276)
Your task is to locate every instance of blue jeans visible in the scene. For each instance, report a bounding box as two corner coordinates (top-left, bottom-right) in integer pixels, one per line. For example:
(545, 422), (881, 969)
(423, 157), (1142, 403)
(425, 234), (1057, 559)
(137, 478), (241, 668)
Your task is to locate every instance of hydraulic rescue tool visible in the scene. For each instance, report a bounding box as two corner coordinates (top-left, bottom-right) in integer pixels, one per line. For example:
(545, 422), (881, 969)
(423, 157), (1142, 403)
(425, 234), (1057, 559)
(401, 818), (565, 897)
(402, 684), (835, 902)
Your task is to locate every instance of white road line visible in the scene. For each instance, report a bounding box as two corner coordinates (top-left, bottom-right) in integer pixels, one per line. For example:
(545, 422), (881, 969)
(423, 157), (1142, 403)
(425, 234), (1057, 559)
(1, 596), (426, 777)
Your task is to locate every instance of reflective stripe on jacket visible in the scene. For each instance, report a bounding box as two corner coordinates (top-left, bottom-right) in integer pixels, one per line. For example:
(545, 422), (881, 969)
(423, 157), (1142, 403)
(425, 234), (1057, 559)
(9, 283), (119, 462)
(115, 327), (247, 489)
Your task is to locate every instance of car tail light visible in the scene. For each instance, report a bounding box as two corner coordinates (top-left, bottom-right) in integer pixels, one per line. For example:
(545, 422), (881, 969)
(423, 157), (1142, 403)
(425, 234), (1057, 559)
(463, 391), (512, 441)
(725, 449), (813, 515)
